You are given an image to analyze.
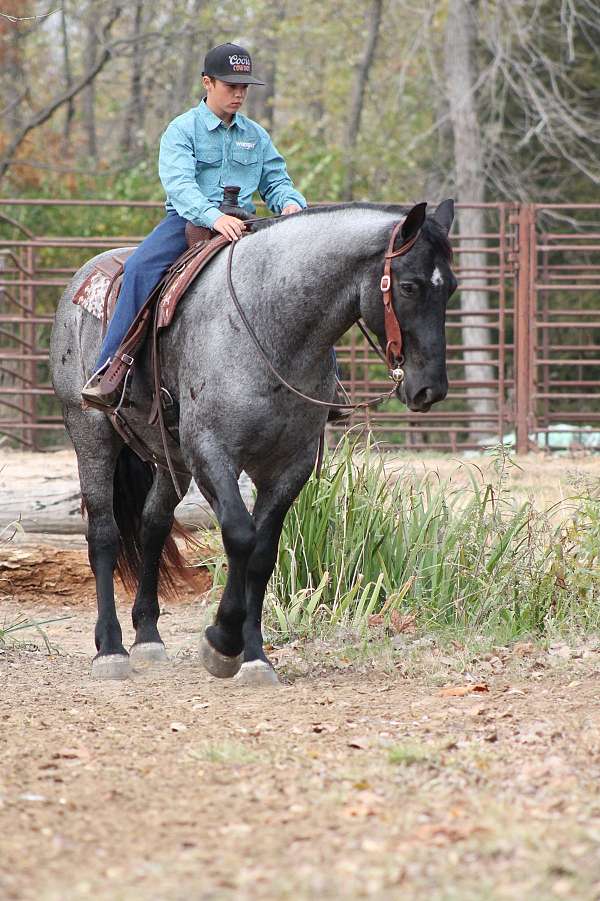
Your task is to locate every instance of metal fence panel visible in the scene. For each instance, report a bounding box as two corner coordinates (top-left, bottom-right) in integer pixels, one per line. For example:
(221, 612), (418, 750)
(0, 199), (598, 451)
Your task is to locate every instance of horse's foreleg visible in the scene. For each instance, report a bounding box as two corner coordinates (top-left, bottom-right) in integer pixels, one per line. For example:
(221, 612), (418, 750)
(236, 456), (316, 687)
(130, 470), (189, 667)
(194, 456), (256, 678)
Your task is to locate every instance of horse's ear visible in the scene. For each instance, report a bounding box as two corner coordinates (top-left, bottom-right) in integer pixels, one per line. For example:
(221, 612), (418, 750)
(432, 199), (455, 234)
(401, 202), (427, 241)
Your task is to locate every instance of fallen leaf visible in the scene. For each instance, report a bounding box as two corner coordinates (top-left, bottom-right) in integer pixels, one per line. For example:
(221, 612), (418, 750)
(53, 746), (90, 761)
(513, 641), (535, 657)
(411, 822), (484, 845)
(348, 737), (370, 750)
(353, 780), (372, 791)
(389, 611), (417, 634)
(341, 791), (382, 819)
(439, 684), (489, 697)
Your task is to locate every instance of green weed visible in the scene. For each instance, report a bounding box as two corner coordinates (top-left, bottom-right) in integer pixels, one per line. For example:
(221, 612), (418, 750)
(0, 614), (72, 652)
(202, 436), (600, 641)
(388, 742), (438, 766)
(188, 742), (259, 765)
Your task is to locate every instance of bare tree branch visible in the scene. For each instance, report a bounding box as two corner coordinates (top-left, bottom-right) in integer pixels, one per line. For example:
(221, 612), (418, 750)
(0, 5), (122, 182)
(343, 0), (384, 200)
(0, 8), (61, 22)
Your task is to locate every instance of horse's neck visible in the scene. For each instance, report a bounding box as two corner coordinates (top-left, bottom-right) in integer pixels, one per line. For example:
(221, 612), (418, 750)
(247, 214), (385, 356)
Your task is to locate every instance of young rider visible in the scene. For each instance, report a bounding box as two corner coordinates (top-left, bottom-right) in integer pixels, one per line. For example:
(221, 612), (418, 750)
(82, 42), (306, 407)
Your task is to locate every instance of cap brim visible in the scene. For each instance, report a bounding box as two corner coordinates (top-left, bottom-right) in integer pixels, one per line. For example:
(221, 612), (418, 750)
(217, 73), (265, 85)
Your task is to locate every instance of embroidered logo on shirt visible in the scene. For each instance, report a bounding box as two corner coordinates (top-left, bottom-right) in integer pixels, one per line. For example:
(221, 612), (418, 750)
(236, 140), (256, 150)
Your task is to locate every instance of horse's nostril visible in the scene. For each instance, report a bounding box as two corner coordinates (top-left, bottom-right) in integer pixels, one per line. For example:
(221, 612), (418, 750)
(413, 386), (435, 409)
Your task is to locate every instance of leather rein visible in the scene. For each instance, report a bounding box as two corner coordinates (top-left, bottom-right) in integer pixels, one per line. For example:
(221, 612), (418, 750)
(226, 218), (421, 412)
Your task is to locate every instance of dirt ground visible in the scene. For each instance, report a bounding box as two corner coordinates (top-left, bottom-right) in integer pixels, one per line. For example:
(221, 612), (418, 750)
(2, 590), (600, 900)
(2, 451), (600, 900)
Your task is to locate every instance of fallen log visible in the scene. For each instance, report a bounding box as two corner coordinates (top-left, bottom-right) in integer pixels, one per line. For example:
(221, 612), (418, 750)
(0, 449), (253, 535)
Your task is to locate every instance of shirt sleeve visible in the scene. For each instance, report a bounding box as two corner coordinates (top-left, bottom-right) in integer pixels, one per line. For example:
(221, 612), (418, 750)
(158, 123), (221, 228)
(258, 135), (307, 214)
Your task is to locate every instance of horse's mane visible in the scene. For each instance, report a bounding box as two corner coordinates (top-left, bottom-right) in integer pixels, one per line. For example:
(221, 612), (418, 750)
(250, 202), (453, 261)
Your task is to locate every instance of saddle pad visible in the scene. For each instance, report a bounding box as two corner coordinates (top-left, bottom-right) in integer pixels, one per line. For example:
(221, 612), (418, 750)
(72, 248), (136, 320)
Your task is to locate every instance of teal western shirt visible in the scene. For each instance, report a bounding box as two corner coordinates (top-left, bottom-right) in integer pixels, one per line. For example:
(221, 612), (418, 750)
(159, 99), (307, 228)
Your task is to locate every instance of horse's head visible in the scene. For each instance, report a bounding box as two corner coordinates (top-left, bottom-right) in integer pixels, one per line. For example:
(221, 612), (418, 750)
(362, 200), (456, 413)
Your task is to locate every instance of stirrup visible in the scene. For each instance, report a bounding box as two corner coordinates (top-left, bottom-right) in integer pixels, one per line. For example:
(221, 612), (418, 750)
(81, 360), (121, 411)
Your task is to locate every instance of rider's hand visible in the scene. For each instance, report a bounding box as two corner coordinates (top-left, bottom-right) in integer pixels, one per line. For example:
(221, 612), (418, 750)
(213, 214), (247, 241)
(282, 203), (302, 215)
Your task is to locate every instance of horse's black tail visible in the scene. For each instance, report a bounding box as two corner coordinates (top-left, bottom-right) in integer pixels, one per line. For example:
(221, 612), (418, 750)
(112, 445), (197, 600)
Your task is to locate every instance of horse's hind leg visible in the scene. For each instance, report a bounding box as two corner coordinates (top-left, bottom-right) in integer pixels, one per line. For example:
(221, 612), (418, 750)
(65, 407), (130, 680)
(130, 469), (191, 667)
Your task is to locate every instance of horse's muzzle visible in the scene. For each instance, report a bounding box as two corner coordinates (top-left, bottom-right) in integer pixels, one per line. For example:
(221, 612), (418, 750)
(398, 381), (448, 413)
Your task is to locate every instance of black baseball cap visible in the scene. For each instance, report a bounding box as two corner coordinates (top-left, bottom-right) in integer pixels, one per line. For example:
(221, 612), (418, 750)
(202, 43), (265, 85)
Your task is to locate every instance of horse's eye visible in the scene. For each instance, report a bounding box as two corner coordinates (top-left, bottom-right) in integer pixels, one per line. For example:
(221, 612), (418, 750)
(399, 282), (416, 296)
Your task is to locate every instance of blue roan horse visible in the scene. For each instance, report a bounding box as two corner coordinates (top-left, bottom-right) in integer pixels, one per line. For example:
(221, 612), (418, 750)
(50, 200), (456, 685)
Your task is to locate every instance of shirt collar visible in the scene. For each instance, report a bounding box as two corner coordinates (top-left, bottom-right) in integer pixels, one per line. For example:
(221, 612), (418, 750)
(199, 98), (246, 132)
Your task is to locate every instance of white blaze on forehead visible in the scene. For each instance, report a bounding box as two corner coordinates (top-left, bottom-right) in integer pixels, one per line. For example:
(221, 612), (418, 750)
(431, 267), (444, 287)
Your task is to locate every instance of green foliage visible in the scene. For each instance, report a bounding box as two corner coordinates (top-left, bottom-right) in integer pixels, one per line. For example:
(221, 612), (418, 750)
(1, 0), (599, 207)
(204, 438), (600, 640)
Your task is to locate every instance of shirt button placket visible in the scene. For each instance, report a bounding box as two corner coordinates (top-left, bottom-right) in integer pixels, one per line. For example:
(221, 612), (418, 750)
(222, 125), (231, 187)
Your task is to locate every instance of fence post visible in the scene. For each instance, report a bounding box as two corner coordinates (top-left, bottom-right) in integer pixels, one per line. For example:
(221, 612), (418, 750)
(515, 204), (534, 454)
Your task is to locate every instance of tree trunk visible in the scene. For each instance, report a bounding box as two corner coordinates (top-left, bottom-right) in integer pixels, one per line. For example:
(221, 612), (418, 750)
(444, 0), (495, 442)
(82, 1), (98, 159)
(60, 3), (75, 151)
(342, 0), (383, 201)
(120, 0), (145, 154)
(246, 53), (276, 133)
(0, 0), (29, 136)
(172, 0), (205, 111)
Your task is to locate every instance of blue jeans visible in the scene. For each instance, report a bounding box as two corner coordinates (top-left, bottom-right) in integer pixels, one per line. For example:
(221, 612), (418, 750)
(96, 210), (188, 369)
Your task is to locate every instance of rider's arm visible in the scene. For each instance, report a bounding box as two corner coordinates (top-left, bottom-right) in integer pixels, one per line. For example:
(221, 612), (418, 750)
(159, 123), (222, 229)
(257, 131), (307, 215)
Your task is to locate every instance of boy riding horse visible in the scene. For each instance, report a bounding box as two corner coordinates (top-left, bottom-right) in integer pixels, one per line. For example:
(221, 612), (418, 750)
(82, 42), (306, 408)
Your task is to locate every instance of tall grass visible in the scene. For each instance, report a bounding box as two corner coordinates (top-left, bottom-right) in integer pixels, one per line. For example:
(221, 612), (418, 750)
(204, 438), (600, 640)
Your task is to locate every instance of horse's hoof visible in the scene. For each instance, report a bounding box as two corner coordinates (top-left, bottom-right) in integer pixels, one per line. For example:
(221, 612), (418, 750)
(233, 660), (280, 687)
(199, 631), (243, 678)
(129, 642), (168, 669)
(91, 653), (131, 681)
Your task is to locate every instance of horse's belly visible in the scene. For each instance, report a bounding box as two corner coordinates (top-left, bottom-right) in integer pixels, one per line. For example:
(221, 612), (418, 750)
(179, 393), (325, 475)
